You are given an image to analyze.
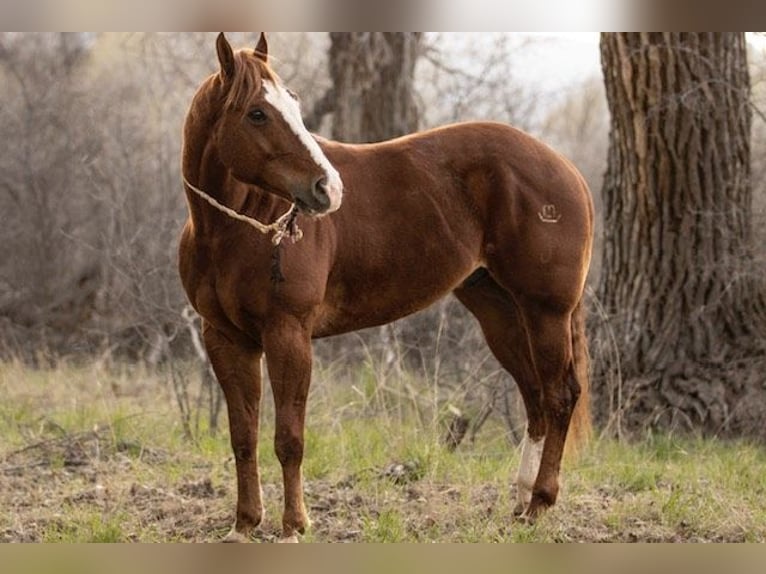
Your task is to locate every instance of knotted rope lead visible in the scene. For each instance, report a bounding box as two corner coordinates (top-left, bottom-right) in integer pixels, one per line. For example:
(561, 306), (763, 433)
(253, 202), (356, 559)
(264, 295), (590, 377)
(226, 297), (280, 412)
(182, 175), (303, 245)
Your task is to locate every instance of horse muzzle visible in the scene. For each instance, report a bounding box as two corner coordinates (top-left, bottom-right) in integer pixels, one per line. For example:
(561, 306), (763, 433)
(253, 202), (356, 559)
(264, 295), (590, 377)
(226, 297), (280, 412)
(295, 174), (343, 216)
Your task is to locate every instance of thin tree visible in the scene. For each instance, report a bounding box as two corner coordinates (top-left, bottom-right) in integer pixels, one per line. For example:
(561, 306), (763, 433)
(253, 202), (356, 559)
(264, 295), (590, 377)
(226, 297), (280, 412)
(596, 33), (766, 438)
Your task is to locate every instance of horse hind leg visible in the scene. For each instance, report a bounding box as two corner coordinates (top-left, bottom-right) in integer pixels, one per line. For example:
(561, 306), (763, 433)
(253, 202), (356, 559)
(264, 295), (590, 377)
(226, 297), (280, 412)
(518, 300), (581, 519)
(515, 432), (545, 516)
(453, 272), (547, 517)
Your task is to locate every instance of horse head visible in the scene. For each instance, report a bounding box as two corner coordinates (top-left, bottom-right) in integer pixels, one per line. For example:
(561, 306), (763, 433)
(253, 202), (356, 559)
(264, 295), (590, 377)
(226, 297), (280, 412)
(211, 32), (343, 216)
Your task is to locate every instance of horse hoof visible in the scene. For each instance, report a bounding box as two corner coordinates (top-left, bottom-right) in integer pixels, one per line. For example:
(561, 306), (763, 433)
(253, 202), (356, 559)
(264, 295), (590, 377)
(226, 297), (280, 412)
(278, 534), (300, 543)
(517, 496), (551, 525)
(517, 511), (537, 526)
(222, 528), (251, 543)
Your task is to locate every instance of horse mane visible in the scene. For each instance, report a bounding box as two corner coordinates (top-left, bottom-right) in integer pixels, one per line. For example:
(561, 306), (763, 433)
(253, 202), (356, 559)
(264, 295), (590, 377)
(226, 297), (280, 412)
(223, 50), (277, 113)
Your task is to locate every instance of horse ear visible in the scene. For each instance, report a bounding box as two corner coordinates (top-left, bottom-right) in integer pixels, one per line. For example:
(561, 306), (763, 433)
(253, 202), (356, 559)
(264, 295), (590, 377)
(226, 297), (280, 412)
(216, 32), (235, 81)
(255, 32), (268, 63)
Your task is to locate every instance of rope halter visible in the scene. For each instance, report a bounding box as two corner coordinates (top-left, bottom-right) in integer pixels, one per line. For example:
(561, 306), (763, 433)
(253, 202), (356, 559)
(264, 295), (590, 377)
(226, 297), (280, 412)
(182, 175), (303, 245)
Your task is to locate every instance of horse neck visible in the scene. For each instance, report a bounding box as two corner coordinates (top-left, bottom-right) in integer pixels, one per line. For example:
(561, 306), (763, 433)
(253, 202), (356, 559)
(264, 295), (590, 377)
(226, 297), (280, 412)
(182, 115), (282, 238)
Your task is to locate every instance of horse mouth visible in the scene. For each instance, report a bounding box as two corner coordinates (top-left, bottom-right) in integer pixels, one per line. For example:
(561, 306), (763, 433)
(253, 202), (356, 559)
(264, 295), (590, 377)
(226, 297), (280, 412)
(294, 197), (328, 217)
(294, 198), (315, 215)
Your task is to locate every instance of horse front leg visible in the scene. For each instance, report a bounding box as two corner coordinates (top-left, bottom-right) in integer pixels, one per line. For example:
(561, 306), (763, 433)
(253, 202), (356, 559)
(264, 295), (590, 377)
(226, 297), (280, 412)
(262, 316), (313, 541)
(202, 323), (264, 542)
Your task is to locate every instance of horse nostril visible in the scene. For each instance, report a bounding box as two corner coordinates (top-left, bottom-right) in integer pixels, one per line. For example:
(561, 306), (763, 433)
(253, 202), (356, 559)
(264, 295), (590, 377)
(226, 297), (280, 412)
(312, 176), (331, 208)
(313, 176), (329, 197)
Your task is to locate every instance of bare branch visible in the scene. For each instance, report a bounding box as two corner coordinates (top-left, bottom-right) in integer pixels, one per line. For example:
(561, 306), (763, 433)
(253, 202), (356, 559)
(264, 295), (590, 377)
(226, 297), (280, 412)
(303, 87), (336, 132)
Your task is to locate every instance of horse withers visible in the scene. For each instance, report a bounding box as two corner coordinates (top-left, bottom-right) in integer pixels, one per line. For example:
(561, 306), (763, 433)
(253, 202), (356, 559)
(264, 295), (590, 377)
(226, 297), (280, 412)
(179, 33), (594, 542)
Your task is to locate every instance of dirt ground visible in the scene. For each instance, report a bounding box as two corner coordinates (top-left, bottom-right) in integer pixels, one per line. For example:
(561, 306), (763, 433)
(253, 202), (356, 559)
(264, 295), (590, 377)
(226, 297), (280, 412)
(1, 427), (755, 543)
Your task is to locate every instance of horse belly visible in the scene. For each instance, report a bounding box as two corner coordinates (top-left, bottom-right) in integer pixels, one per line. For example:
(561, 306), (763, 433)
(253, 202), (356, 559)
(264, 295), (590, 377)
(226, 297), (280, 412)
(314, 258), (475, 338)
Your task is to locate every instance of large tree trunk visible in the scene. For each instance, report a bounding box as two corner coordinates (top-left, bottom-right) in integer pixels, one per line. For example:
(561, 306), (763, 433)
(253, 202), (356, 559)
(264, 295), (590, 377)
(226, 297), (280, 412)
(321, 32), (422, 143)
(595, 33), (766, 438)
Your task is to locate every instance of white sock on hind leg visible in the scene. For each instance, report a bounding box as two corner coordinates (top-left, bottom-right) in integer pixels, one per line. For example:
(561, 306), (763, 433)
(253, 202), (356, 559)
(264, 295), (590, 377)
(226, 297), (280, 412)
(516, 433), (545, 509)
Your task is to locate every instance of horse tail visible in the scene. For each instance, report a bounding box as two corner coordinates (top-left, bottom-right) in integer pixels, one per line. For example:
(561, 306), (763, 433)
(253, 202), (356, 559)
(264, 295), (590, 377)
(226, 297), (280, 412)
(565, 295), (592, 457)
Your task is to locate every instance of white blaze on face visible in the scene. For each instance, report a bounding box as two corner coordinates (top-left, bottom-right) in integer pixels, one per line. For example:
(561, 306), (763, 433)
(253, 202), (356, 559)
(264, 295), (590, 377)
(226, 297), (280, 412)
(516, 433), (545, 509)
(262, 79), (343, 213)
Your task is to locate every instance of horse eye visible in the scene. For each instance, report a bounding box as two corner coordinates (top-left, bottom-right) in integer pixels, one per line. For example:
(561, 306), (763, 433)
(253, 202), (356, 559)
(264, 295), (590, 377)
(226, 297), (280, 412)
(248, 108), (267, 124)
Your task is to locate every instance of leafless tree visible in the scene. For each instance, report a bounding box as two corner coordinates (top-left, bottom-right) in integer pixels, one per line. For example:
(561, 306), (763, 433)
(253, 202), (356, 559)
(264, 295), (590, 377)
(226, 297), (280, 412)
(417, 33), (541, 132)
(0, 33), (100, 357)
(304, 33), (422, 142)
(596, 33), (766, 439)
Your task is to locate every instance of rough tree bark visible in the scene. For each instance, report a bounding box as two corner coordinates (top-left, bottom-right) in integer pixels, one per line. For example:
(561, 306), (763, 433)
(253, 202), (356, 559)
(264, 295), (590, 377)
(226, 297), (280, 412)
(305, 32), (422, 143)
(595, 33), (766, 438)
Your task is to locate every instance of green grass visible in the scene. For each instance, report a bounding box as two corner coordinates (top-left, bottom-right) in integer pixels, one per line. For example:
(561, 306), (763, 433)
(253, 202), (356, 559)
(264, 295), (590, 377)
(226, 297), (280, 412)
(1, 359), (766, 542)
(42, 510), (128, 543)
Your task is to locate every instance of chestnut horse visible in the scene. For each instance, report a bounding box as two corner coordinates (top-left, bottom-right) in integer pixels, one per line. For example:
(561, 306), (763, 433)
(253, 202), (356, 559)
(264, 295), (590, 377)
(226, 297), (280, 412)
(179, 33), (593, 542)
